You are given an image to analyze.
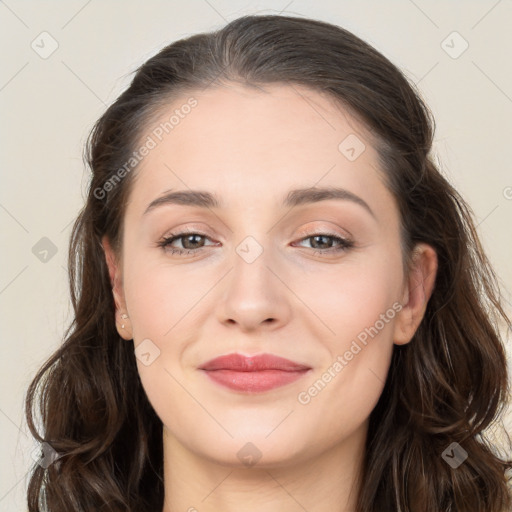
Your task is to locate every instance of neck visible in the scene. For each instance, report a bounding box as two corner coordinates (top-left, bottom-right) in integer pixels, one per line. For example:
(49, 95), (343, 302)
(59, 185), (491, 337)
(161, 423), (367, 512)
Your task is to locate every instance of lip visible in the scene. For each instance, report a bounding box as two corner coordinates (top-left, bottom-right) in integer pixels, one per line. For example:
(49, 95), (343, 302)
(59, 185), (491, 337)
(199, 353), (312, 393)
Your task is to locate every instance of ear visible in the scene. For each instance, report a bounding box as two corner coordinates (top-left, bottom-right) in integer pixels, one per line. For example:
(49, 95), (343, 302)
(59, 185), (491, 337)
(102, 235), (133, 340)
(393, 243), (438, 346)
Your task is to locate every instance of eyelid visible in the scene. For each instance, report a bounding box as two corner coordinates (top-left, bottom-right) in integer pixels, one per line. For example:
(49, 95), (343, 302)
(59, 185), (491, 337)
(294, 224), (353, 244)
(159, 224), (351, 245)
(161, 224), (216, 239)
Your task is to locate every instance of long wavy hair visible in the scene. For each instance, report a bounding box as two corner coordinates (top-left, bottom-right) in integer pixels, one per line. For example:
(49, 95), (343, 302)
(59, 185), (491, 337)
(25, 14), (512, 511)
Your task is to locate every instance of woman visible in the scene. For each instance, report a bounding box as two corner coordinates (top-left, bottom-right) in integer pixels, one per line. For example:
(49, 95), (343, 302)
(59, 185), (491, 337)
(25, 14), (512, 512)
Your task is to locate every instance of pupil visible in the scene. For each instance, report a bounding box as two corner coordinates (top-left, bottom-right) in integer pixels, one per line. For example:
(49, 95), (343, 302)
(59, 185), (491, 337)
(314, 235), (330, 249)
(185, 234), (202, 248)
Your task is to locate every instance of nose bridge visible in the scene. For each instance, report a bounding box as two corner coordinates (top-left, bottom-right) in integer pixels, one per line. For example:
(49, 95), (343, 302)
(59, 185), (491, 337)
(215, 230), (291, 331)
(231, 232), (275, 303)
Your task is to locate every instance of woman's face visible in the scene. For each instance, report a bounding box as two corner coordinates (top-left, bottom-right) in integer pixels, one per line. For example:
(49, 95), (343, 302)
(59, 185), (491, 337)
(105, 83), (435, 468)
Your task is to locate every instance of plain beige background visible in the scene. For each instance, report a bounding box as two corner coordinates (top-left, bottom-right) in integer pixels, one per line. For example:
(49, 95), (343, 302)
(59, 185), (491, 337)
(1, 1), (511, 510)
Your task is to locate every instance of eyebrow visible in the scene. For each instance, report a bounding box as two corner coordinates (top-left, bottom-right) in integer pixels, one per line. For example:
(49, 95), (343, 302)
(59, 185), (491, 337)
(143, 186), (375, 218)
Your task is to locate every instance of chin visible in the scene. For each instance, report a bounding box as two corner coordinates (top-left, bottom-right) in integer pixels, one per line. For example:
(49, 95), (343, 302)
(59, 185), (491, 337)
(190, 427), (311, 469)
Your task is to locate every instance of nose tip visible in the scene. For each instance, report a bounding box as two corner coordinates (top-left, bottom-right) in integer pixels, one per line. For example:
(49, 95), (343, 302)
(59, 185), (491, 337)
(215, 249), (293, 334)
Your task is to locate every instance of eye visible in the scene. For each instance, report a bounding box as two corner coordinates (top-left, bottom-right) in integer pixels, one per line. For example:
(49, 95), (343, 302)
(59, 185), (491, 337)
(293, 232), (354, 255)
(157, 230), (216, 255)
(156, 230), (354, 257)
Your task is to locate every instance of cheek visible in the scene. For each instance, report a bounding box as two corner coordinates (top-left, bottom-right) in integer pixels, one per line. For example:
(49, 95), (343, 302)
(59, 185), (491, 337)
(291, 248), (403, 345)
(123, 252), (204, 341)
(290, 251), (401, 427)
(121, 252), (199, 432)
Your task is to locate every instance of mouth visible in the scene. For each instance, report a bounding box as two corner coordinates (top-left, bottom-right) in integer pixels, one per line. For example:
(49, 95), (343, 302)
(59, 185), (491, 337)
(199, 353), (312, 393)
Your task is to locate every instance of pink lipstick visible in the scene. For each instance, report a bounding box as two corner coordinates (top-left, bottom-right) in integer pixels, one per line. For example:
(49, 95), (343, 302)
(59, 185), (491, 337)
(199, 353), (311, 393)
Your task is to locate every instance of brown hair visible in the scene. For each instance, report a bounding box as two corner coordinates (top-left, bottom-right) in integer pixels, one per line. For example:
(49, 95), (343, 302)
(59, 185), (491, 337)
(25, 14), (512, 511)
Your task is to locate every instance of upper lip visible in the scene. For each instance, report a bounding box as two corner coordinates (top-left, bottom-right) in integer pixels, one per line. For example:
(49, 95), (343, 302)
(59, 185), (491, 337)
(199, 353), (311, 372)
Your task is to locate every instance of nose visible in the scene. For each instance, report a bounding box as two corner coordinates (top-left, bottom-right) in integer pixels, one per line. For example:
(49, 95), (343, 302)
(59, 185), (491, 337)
(215, 243), (292, 333)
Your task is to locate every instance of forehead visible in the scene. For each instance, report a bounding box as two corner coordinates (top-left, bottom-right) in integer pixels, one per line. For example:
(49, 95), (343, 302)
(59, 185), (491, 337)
(126, 83), (391, 216)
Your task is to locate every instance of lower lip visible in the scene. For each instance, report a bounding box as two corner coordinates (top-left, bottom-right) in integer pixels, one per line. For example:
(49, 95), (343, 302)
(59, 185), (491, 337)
(201, 369), (310, 392)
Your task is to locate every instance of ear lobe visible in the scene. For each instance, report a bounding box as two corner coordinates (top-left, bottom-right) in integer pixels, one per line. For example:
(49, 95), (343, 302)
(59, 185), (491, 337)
(393, 243), (438, 346)
(101, 236), (133, 340)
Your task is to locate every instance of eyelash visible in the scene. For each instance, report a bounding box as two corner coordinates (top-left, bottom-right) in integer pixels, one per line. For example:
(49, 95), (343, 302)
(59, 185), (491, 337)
(157, 229), (354, 257)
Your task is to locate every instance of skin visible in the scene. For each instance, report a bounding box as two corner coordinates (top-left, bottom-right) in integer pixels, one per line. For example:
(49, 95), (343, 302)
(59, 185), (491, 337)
(103, 83), (437, 512)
